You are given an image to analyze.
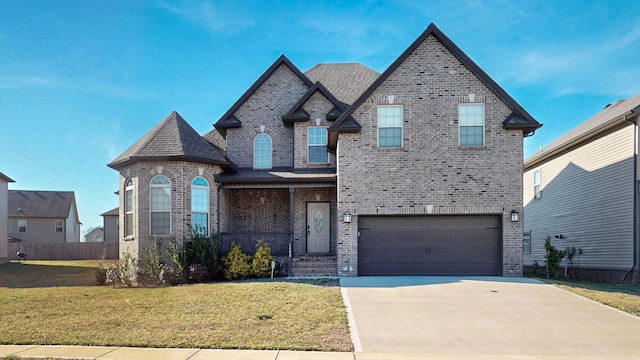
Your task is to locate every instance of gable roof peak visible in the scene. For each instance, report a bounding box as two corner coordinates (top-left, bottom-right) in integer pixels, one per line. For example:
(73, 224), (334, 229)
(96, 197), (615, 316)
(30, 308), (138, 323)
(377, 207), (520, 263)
(330, 22), (541, 136)
(214, 54), (314, 136)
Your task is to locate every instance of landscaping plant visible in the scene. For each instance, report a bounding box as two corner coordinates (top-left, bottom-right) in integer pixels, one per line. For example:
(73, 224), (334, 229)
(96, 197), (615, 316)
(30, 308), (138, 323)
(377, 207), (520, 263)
(544, 236), (565, 279)
(222, 243), (251, 280)
(251, 239), (276, 278)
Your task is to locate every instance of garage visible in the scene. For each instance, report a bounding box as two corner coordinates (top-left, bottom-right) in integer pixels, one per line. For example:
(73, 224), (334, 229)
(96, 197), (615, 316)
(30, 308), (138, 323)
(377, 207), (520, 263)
(358, 215), (501, 276)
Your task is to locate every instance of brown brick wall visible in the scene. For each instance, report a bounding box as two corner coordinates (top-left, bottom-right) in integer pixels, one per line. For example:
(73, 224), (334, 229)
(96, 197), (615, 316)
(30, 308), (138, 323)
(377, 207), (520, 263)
(336, 35), (524, 276)
(225, 64), (310, 169)
(293, 91), (337, 168)
(116, 161), (223, 259)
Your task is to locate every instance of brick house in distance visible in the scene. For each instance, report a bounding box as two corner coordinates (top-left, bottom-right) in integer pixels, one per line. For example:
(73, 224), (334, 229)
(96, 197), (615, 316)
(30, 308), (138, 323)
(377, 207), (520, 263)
(109, 23), (541, 277)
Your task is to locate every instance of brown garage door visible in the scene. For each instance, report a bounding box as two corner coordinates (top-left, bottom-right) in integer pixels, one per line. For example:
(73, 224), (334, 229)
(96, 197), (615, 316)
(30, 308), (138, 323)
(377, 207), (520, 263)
(358, 215), (501, 276)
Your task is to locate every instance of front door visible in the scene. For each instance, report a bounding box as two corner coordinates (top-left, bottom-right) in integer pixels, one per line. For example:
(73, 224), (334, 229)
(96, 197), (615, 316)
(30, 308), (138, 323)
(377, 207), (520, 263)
(307, 202), (330, 254)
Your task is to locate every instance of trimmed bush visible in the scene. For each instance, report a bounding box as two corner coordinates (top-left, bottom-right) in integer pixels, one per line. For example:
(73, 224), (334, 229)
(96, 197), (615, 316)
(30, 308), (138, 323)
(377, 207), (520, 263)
(544, 236), (565, 279)
(252, 240), (276, 278)
(222, 243), (251, 280)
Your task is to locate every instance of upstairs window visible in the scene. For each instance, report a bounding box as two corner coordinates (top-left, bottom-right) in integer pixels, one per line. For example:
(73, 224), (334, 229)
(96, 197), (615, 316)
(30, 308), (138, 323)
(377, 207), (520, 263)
(254, 133), (272, 169)
(55, 220), (63, 233)
(308, 127), (328, 163)
(150, 175), (171, 236)
(533, 170), (541, 199)
(191, 177), (209, 235)
(378, 105), (403, 148)
(18, 219), (27, 232)
(124, 179), (134, 237)
(459, 104), (485, 146)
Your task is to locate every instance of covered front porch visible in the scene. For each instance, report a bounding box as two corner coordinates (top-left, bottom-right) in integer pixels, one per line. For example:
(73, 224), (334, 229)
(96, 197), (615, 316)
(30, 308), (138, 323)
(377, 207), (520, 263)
(216, 168), (337, 276)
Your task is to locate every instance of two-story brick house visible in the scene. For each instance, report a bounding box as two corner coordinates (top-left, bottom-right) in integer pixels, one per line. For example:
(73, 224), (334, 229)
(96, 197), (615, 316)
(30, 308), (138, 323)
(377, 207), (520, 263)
(109, 23), (540, 276)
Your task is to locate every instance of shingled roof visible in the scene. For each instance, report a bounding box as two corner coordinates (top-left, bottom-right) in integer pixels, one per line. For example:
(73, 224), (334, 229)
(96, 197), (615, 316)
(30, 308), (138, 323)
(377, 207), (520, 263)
(8, 190), (77, 219)
(305, 63), (379, 105)
(108, 111), (228, 169)
(281, 81), (350, 126)
(330, 23), (542, 137)
(525, 93), (640, 169)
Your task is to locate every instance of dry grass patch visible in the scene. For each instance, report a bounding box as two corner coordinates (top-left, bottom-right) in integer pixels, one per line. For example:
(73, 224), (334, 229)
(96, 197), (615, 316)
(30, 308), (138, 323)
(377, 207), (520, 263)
(549, 279), (640, 316)
(0, 262), (352, 351)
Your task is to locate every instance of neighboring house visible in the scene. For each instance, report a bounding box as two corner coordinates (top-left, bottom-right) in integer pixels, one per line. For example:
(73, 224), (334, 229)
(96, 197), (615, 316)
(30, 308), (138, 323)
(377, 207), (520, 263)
(524, 93), (640, 282)
(8, 190), (81, 244)
(108, 23), (540, 277)
(84, 227), (105, 243)
(101, 207), (119, 243)
(0, 172), (15, 264)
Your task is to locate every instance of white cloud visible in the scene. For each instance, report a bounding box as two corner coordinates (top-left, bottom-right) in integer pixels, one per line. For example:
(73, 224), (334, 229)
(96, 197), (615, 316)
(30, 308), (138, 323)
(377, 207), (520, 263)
(0, 74), (56, 88)
(159, 1), (253, 34)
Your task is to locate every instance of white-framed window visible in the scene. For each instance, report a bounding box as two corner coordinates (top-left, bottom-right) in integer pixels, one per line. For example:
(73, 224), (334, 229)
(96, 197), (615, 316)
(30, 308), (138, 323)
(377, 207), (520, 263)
(459, 103), (485, 146)
(254, 133), (272, 169)
(124, 179), (134, 236)
(308, 127), (328, 163)
(7, 220), (12, 233)
(523, 230), (532, 254)
(377, 105), (403, 148)
(150, 175), (171, 236)
(55, 220), (63, 233)
(18, 219), (27, 232)
(191, 177), (209, 236)
(533, 169), (541, 199)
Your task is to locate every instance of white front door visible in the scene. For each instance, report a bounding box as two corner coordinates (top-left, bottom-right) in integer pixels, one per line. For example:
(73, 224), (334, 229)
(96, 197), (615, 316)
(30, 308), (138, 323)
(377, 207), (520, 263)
(307, 202), (330, 254)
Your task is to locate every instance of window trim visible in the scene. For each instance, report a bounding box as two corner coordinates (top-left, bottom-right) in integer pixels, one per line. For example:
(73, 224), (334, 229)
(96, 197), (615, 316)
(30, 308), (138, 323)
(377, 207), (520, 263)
(523, 230), (532, 254)
(377, 105), (404, 148)
(150, 175), (171, 236)
(7, 219), (12, 233)
(307, 126), (329, 164)
(533, 169), (541, 199)
(253, 133), (273, 169)
(191, 176), (209, 236)
(18, 219), (27, 233)
(458, 103), (485, 147)
(124, 178), (134, 237)
(55, 220), (63, 233)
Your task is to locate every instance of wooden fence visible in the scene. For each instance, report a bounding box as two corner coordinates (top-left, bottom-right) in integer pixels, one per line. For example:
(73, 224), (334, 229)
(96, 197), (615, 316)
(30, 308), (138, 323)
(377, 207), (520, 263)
(7, 242), (119, 261)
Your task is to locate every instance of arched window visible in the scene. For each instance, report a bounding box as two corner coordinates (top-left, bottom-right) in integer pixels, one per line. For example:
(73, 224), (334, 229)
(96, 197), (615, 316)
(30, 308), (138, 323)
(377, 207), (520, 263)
(191, 177), (209, 235)
(150, 175), (171, 235)
(124, 179), (134, 237)
(254, 133), (272, 169)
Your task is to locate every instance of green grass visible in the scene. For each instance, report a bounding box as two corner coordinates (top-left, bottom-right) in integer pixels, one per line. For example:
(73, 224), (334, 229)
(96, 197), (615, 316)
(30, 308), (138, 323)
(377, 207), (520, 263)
(0, 261), (352, 351)
(526, 273), (640, 317)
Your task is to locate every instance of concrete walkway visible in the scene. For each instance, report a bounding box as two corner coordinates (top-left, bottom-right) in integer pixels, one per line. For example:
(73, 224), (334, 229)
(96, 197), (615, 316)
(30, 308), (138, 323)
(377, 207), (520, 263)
(340, 276), (640, 358)
(3, 344), (638, 359)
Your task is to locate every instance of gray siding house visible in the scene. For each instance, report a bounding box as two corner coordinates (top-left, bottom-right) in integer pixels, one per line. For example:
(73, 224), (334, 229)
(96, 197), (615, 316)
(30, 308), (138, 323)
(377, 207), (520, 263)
(101, 207), (119, 243)
(109, 23), (540, 276)
(524, 93), (640, 281)
(8, 190), (81, 246)
(0, 172), (14, 264)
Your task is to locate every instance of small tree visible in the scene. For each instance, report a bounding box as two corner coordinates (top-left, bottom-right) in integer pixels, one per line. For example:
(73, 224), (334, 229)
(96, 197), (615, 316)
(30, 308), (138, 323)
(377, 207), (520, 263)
(252, 240), (276, 278)
(222, 243), (251, 280)
(544, 236), (565, 279)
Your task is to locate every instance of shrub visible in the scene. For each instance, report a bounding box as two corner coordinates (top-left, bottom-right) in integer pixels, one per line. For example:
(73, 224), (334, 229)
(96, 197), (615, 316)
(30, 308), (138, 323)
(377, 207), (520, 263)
(168, 232), (223, 282)
(95, 263), (107, 286)
(161, 261), (186, 285)
(544, 236), (565, 279)
(252, 240), (276, 278)
(137, 237), (166, 287)
(188, 264), (209, 283)
(105, 264), (121, 287)
(222, 243), (251, 280)
(108, 251), (136, 287)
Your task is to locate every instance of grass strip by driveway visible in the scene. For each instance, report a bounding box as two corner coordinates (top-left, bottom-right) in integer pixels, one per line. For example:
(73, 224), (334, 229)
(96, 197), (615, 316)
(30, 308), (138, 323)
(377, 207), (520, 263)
(526, 273), (640, 317)
(0, 262), (352, 351)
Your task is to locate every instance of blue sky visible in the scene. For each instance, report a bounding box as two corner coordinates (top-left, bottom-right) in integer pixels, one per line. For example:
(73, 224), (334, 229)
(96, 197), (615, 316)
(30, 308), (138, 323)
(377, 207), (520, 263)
(1, 0), (638, 233)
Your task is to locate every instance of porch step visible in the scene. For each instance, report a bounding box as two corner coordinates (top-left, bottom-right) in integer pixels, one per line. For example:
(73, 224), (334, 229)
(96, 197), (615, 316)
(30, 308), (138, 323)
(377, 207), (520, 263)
(291, 256), (338, 277)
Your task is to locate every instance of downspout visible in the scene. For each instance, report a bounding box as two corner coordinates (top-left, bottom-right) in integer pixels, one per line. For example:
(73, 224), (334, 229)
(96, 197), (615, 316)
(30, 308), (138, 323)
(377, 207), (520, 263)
(217, 185), (221, 235)
(624, 115), (637, 281)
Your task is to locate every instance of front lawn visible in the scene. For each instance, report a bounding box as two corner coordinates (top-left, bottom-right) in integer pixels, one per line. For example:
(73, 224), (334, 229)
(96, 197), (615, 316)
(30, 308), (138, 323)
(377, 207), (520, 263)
(0, 261), (352, 351)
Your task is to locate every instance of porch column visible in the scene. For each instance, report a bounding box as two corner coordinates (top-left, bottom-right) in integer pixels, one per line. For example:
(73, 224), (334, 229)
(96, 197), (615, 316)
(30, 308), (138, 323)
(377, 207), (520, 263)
(289, 186), (295, 274)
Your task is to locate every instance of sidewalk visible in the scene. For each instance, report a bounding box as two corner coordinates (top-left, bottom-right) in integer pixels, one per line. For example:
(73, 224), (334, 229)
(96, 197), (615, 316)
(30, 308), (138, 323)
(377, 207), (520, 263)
(1, 345), (636, 359)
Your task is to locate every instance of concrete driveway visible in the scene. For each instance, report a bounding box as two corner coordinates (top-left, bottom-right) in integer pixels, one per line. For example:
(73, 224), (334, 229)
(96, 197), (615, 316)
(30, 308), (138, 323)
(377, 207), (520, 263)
(340, 277), (640, 357)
